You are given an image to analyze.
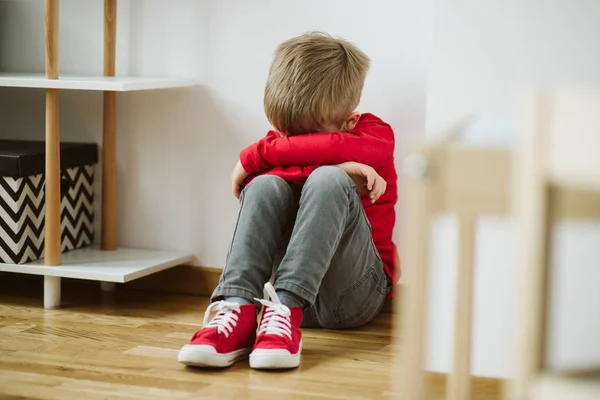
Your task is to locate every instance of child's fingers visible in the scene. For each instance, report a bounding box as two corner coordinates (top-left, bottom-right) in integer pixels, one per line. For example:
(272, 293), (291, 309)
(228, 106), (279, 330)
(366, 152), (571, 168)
(366, 172), (374, 191)
(370, 177), (386, 203)
(372, 188), (382, 202)
(369, 180), (379, 202)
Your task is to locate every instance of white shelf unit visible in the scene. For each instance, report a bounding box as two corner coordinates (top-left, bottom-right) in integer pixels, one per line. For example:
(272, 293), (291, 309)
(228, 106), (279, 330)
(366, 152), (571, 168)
(0, 247), (193, 283)
(0, 0), (196, 308)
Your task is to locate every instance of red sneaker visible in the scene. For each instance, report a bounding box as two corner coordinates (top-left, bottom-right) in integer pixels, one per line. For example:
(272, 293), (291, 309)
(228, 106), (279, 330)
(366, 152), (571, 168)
(178, 301), (257, 367)
(249, 283), (303, 369)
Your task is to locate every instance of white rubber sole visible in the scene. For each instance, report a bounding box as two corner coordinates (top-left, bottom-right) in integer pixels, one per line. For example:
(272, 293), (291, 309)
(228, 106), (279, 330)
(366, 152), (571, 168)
(178, 344), (251, 368)
(249, 341), (302, 370)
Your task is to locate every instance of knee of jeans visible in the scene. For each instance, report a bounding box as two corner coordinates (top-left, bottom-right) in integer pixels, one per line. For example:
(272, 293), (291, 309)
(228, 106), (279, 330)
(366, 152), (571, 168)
(305, 166), (352, 191)
(244, 175), (291, 198)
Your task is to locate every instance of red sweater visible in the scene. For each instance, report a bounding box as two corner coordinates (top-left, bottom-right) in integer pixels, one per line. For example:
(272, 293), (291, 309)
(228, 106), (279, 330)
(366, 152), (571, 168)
(239, 113), (401, 288)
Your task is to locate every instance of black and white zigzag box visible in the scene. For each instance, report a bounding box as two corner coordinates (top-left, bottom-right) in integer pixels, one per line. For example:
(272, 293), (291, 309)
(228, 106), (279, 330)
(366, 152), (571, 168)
(0, 140), (98, 264)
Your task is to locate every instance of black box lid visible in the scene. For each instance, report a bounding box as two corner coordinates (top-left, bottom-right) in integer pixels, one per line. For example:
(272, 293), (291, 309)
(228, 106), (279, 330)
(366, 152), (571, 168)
(0, 140), (98, 178)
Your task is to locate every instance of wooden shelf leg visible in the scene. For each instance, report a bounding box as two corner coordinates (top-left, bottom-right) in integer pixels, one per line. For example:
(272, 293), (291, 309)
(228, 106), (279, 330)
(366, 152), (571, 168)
(101, 91), (117, 250)
(44, 276), (61, 309)
(448, 215), (477, 400)
(45, 88), (61, 266)
(44, 0), (61, 272)
(101, 0), (118, 251)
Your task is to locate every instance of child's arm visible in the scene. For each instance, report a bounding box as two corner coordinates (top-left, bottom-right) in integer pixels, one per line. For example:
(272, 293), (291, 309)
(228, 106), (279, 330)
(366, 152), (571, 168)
(232, 161), (319, 199)
(265, 163), (386, 203)
(233, 161), (386, 203)
(240, 116), (394, 174)
(336, 161), (387, 203)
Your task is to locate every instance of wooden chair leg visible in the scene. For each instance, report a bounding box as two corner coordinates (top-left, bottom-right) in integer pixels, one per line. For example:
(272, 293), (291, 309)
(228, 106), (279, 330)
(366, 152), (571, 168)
(505, 92), (551, 400)
(396, 152), (433, 400)
(507, 184), (550, 400)
(448, 215), (477, 400)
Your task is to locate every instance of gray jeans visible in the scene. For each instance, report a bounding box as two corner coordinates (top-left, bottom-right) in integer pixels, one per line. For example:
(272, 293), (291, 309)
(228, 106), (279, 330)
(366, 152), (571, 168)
(212, 166), (392, 329)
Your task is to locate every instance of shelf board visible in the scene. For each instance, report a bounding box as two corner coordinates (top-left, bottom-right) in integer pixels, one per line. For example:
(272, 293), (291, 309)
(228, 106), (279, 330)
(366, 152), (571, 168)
(0, 247), (194, 282)
(0, 73), (196, 91)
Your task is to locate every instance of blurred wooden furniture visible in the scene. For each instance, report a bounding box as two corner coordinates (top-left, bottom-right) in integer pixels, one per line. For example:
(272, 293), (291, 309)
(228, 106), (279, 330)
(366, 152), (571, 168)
(396, 142), (512, 400)
(508, 90), (600, 400)
(396, 89), (600, 399)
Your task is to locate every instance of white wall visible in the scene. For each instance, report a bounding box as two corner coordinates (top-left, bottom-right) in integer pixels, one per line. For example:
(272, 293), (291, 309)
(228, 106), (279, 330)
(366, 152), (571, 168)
(426, 0), (600, 138)
(425, 0), (600, 378)
(0, 0), (131, 74)
(0, 0), (432, 265)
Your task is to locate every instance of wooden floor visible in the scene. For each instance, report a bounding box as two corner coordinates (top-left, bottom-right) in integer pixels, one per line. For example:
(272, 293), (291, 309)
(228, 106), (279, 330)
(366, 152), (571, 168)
(0, 275), (501, 399)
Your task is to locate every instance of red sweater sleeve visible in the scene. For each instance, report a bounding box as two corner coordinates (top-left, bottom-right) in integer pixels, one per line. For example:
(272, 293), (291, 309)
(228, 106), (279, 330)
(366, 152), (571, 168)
(240, 114), (394, 174)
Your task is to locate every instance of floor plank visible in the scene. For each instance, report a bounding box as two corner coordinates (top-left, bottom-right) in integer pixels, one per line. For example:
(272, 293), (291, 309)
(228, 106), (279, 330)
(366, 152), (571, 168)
(0, 274), (501, 399)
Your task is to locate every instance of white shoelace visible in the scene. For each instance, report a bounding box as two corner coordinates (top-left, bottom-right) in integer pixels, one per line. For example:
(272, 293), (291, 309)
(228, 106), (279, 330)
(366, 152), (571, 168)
(254, 282), (292, 340)
(202, 301), (241, 338)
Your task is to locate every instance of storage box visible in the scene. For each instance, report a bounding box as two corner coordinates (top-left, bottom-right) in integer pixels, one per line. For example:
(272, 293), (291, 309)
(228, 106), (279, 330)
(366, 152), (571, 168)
(0, 140), (98, 264)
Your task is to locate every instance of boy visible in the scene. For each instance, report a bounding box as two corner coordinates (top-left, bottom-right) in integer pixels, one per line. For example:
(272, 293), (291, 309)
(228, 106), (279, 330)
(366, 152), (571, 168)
(178, 32), (400, 370)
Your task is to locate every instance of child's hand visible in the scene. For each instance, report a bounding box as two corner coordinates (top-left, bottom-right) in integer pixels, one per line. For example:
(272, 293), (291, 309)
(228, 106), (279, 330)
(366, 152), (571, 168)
(231, 160), (250, 199)
(336, 162), (387, 203)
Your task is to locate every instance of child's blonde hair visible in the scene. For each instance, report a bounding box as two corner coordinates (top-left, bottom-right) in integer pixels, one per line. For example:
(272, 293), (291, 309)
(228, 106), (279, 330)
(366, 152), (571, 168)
(264, 32), (370, 135)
